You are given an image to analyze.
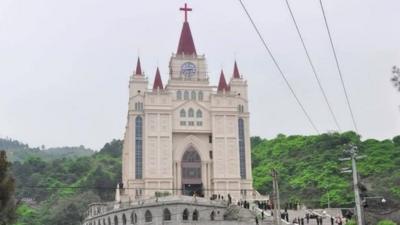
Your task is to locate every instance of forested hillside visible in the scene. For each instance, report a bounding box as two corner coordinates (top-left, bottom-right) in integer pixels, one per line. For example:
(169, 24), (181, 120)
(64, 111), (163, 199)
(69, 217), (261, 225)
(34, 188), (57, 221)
(251, 131), (400, 223)
(7, 132), (400, 225)
(11, 140), (122, 225)
(0, 138), (94, 162)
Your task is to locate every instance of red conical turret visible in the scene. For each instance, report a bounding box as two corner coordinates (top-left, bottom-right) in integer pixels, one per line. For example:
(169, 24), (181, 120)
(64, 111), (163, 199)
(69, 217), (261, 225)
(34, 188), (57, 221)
(135, 57), (142, 75)
(217, 70), (229, 92)
(152, 67), (164, 91)
(233, 61), (240, 79)
(177, 22), (197, 55)
(177, 3), (196, 55)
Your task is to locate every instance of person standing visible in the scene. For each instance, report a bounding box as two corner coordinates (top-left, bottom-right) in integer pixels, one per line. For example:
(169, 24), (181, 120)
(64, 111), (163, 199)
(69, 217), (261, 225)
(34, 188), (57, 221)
(337, 217), (343, 225)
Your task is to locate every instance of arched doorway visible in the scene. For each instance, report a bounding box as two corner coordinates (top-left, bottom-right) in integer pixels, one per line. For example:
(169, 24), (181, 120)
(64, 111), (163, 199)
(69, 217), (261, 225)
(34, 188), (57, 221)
(181, 148), (203, 196)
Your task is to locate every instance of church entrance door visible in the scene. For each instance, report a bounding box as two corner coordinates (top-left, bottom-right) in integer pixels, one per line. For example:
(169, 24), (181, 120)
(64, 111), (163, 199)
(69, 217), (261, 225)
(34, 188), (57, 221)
(181, 148), (203, 197)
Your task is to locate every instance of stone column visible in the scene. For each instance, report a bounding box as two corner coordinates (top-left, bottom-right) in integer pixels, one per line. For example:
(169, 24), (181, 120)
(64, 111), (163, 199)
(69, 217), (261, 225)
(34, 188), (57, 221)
(173, 162), (177, 195)
(201, 161), (207, 198)
(177, 161), (182, 196)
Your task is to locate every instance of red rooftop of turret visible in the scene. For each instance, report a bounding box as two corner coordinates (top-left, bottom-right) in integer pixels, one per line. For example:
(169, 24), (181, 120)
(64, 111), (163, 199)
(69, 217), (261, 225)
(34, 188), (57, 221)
(177, 22), (197, 56)
(217, 70), (229, 92)
(177, 4), (196, 56)
(233, 61), (240, 79)
(152, 68), (164, 91)
(135, 57), (142, 75)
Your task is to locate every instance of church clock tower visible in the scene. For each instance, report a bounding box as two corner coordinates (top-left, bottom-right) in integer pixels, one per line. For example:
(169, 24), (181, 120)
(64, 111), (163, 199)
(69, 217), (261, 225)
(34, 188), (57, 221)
(120, 3), (254, 201)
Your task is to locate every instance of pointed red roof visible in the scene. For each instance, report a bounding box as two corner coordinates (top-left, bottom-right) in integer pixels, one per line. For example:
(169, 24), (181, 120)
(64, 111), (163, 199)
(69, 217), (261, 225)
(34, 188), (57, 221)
(217, 70), (229, 92)
(233, 61), (240, 79)
(177, 22), (197, 55)
(152, 67), (164, 91)
(135, 57), (142, 75)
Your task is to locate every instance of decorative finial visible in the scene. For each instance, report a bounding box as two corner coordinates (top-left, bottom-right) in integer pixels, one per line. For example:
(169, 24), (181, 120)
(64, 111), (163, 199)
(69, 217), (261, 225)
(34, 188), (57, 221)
(179, 3), (192, 22)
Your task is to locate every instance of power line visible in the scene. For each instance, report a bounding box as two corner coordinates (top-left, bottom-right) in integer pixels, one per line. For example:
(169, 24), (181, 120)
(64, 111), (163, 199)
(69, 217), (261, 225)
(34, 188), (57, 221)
(237, 0), (320, 134)
(284, 0), (342, 131)
(318, 0), (359, 132)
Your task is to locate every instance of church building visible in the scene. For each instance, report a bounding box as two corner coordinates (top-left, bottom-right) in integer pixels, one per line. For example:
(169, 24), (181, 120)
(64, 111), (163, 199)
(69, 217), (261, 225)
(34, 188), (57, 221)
(83, 4), (269, 225)
(120, 3), (254, 201)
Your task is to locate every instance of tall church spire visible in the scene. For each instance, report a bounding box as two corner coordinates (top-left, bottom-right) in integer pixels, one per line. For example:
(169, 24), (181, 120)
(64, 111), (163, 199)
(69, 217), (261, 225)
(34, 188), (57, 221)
(217, 70), (229, 92)
(233, 61), (240, 79)
(152, 67), (164, 90)
(135, 57), (142, 75)
(177, 3), (196, 56)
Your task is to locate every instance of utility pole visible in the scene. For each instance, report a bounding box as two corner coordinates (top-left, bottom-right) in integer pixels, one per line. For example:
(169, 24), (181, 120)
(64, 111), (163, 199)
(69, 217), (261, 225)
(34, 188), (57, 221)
(340, 144), (365, 225)
(327, 191), (330, 209)
(272, 168), (281, 225)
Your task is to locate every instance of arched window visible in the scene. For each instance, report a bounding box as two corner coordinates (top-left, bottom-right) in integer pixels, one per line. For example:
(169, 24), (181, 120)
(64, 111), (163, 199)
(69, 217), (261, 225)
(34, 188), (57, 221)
(163, 208), (171, 221)
(130, 212), (137, 224)
(238, 118), (246, 179)
(177, 90), (182, 100)
(114, 215), (119, 225)
(180, 109), (186, 117)
(98, 219), (101, 225)
(193, 209), (199, 221)
(196, 109), (202, 118)
(191, 90), (196, 100)
(182, 149), (201, 162)
(210, 211), (215, 221)
(182, 209), (189, 221)
(122, 214), (126, 225)
(238, 104), (244, 113)
(184, 91), (189, 100)
(188, 108), (194, 117)
(103, 219), (105, 225)
(135, 116), (143, 179)
(145, 210), (152, 222)
(108, 217), (111, 225)
(198, 91), (203, 101)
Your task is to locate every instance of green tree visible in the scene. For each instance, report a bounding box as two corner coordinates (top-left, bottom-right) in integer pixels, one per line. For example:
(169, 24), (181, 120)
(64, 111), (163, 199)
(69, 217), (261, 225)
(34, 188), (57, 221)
(42, 192), (100, 225)
(251, 136), (263, 149)
(0, 151), (16, 225)
(377, 220), (397, 225)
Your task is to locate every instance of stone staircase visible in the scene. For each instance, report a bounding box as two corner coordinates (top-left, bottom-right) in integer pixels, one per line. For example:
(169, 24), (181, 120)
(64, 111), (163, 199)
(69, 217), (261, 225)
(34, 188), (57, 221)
(224, 204), (257, 222)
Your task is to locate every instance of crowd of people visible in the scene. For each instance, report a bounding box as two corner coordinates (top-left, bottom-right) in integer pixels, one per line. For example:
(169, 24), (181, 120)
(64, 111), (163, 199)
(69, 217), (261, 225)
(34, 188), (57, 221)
(209, 194), (348, 225)
(251, 200), (347, 225)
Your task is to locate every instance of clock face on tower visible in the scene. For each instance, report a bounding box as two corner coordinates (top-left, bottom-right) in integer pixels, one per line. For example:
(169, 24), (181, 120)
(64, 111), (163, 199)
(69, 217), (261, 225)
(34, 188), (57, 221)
(180, 62), (196, 78)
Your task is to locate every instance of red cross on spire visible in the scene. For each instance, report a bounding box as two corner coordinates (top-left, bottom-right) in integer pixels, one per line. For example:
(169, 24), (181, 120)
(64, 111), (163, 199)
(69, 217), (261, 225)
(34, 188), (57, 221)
(180, 3), (192, 22)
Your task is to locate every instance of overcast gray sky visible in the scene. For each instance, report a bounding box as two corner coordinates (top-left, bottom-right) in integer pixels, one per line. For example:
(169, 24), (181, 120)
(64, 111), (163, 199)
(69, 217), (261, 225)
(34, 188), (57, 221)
(1, 0), (399, 150)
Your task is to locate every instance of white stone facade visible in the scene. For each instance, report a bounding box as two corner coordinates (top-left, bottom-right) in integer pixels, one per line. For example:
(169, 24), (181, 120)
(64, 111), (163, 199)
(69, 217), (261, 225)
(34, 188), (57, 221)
(122, 55), (253, 201)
